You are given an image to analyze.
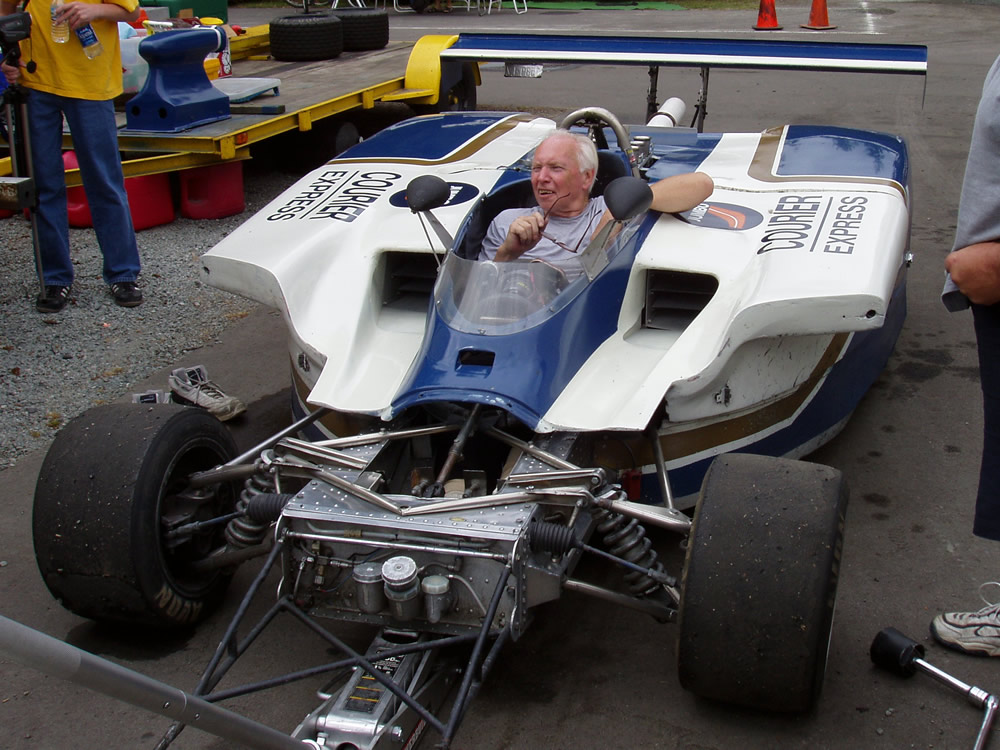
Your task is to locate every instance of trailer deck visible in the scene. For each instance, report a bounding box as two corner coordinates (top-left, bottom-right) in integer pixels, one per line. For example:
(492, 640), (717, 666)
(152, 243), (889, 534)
(0, 31), (464, 186)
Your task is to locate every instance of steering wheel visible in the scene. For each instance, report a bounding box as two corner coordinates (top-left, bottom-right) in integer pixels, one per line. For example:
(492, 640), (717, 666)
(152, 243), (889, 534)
(557, 107), (639, 177)
(474, 260), (570, 326)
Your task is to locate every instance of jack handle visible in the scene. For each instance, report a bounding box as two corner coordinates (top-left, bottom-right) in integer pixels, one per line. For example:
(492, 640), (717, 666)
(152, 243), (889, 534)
(871, 627), (998, 750)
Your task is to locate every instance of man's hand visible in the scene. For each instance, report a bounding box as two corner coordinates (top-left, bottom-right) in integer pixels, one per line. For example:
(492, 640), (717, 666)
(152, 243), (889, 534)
(495, 211), (547, 262)
(946, 241), (1000, 306)
(56, 1), (103, 30)
(1, 59), (19, 84)
(56, 1), (139, 29)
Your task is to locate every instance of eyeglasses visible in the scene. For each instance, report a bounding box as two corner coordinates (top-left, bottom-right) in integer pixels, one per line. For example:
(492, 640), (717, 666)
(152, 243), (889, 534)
(538, 193), (597, 254)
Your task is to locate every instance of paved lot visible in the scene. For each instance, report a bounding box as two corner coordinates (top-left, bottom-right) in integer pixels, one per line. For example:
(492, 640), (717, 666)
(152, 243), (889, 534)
(4, 2), (1000, 748)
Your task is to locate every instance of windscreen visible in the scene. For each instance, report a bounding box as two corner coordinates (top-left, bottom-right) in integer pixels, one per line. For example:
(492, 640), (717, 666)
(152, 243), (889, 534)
(434, 254), (588, 335)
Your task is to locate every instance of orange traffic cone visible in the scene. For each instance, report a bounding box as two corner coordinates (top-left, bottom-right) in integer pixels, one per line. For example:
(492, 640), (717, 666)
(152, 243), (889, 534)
(801, 0), (836, 29)
(753, 0), (782, 30)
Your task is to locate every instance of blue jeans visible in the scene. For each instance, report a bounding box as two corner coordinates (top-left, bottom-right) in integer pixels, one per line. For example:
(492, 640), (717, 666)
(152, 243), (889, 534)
(27, 89), (140, 287)
(973, 302), (1000, 541)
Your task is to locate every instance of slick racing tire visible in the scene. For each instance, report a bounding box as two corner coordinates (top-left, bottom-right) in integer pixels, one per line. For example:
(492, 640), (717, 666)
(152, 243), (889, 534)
(329, 8), (389, 51)
(269, 12), (344, 62)
(33, 404), (239, 628)
(676, 453), (848, 713)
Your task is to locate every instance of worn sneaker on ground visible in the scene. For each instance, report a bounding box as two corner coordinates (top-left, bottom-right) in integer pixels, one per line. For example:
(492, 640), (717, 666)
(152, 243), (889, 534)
(930, 582), (1000, 656)
(168, 365), (246, 421)
(36, 285), (71, 313)
(110, 281), (143, 307)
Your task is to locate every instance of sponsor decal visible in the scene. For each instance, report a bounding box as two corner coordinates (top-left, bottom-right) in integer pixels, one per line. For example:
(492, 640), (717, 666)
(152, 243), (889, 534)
(756, 194), (869, 255)
(678, 201), (763, 231)
(388, 181), (479, 209)
(821, 195), (868, 255)
(266, 169), (403, 223)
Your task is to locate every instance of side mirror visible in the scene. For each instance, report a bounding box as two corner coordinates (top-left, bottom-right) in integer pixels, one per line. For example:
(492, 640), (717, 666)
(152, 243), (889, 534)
(603, 177), (652, 222)
(406, 175), (451, 213)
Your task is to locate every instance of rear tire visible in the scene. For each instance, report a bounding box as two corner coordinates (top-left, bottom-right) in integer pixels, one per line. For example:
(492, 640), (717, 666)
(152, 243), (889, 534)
(269, 12), (344, 62)
(676, 453), (848, 712)
(33, 404), (238, 628)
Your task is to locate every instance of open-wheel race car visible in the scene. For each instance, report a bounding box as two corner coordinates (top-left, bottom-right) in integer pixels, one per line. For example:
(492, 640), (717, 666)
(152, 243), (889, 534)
(8, 33), (928, 750)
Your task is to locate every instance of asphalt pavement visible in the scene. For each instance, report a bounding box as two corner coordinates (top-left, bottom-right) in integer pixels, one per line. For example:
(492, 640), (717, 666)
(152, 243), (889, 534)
(4, 1), (1000, 748)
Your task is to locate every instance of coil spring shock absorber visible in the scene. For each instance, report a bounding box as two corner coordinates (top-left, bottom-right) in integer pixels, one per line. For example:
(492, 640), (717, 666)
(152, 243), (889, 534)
(594, 509), (667, 597)
(225, 469), (275, 549)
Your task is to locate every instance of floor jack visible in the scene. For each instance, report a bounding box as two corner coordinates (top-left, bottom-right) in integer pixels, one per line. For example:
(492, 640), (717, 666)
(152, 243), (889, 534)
(871, 627), (999, 750)
(0, 11), (44, 298)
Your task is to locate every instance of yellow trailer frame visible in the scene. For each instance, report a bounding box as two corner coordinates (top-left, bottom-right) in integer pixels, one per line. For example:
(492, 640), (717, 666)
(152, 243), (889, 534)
(0, 33), (473, 187)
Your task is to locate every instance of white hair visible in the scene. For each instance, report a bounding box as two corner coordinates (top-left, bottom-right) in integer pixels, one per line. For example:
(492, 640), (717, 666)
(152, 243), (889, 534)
(546, 129), (598, 174)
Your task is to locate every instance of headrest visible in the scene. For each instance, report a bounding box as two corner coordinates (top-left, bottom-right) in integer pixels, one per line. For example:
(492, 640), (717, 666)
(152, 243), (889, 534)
(592, 151), (629, 197)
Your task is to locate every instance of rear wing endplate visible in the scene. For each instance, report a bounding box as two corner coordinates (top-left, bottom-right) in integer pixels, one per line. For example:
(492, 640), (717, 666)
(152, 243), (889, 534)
(440, 33), (928, 129)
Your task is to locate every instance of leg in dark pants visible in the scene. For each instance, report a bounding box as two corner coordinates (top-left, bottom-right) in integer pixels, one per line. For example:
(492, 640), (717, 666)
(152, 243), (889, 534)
(972, 302), (1000, 541)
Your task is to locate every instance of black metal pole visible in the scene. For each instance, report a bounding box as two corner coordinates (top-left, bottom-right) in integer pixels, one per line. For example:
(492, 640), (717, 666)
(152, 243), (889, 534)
(0, 615), (311, 750)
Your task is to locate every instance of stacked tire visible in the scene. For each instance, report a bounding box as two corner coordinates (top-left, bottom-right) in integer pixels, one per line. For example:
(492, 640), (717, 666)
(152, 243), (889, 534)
(269, 12), (344, 62)
(329, 8), (389, 51)
(269, 8), (389, 61)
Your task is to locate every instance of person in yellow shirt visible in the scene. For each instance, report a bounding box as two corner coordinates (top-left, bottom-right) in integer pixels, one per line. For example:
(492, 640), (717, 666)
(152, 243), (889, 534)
(1, 0), (143, 311)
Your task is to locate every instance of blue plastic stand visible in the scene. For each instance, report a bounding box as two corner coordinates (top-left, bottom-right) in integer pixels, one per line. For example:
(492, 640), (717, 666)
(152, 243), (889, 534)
(125, 28), (230, 133)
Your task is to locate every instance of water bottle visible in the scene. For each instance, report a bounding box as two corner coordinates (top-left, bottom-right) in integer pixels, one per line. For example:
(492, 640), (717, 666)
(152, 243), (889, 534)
(50, 0), (69, 43)
(75, 23), (103, 58)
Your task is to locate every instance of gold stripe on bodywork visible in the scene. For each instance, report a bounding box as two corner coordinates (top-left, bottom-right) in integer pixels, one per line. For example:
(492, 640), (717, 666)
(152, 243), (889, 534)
(594, 332), (851, 469)
(658, 332), (849, 460)
(328, 113), (540, 168)
(749, 126), (905, 199)
(292, 327), (848, 469)
(292, 364), (381, 438)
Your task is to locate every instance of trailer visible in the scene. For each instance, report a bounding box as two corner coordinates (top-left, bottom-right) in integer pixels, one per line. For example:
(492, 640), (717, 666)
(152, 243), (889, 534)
(0, 31), (479, 186)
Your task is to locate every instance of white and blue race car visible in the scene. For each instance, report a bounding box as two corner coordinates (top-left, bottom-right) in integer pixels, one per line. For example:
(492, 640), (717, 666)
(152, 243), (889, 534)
(24, 33), (927, 750)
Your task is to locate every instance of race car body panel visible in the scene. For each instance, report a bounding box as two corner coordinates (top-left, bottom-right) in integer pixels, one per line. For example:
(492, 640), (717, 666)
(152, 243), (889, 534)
(204, 114), (909, 437)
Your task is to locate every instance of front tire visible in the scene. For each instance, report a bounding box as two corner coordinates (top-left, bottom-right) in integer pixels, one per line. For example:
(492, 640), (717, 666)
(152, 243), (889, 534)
(33, 404), (238, 628)
(676, 453), (848, 712)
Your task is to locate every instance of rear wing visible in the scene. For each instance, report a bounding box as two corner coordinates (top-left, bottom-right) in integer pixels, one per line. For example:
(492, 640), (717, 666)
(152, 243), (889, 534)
(440, 33), (928, 129)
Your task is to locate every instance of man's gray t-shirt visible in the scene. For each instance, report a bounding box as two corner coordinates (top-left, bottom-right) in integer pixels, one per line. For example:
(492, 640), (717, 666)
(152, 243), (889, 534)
(479, 196), (607, 279)
(942, 54), (1000, 311)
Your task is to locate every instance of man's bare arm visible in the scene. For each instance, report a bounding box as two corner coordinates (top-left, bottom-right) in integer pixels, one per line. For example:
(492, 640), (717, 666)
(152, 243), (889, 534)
(593, 170), (714, 236)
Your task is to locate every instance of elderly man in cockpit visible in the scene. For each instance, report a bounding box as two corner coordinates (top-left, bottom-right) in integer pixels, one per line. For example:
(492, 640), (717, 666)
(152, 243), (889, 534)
(479, 130), (714, 277)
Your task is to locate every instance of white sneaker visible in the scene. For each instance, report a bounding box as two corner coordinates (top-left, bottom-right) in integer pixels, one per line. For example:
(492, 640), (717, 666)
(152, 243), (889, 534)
(168, 365), (246, 421)
(930, 582), (1000, 657)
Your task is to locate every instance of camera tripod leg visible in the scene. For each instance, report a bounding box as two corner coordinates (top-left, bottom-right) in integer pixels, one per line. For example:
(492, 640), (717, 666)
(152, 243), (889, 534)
(4, 89), (46, 298)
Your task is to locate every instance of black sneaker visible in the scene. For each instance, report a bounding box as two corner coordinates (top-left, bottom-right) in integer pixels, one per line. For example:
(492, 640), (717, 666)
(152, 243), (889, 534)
(36, 285), (71, 313)
(110, 281), (143, 308)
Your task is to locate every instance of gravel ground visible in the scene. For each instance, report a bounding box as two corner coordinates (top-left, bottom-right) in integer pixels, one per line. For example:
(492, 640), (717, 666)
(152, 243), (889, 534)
(0, 160), (300, 470)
